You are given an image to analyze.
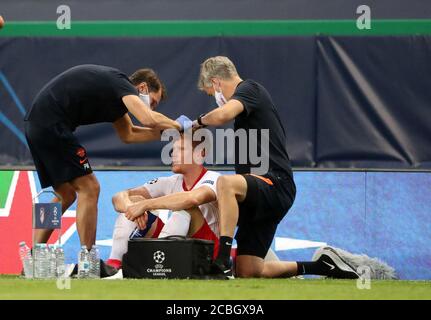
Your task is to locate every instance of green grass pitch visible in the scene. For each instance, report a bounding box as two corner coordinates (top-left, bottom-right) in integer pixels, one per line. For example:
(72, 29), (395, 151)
(0, 275), (430, 300)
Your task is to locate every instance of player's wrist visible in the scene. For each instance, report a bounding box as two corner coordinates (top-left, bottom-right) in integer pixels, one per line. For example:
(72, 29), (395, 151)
(141, 199), (152, 212)
(198, 113), (207, 126)
(139, 202), (147, 213)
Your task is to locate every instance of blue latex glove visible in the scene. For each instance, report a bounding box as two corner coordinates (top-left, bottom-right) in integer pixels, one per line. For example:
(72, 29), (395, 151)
(176, 115), (193, 132)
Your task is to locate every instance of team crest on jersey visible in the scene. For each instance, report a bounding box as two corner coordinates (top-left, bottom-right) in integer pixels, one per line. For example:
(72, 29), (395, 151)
(201, 180), (214, 185)
(76, 147), (86, 158)
(147, 178), (158, 185)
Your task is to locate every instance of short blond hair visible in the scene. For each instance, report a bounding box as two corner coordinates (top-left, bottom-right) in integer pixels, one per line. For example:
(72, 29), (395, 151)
(197, 56), (238, 90)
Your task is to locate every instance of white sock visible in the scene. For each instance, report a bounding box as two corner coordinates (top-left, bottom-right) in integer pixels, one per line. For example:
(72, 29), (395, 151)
(109, 214), (137, 261)
(158, 210), (191, 238)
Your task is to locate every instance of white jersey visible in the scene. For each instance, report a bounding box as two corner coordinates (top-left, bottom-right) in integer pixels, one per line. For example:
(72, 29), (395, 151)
(143, 169), (220, 237)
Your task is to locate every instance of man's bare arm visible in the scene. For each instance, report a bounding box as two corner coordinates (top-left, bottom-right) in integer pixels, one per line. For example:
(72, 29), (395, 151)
(145, 186), (216, 211)
(122, 95), (180, 130)
(113, 114), (161, 143)
(125, 186), (216, 220)
(112, 185), (152, 213)
(199, 99), (244, 126)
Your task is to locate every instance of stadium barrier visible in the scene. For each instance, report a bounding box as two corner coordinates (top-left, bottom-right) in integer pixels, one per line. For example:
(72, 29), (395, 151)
(1, 169), (430, 280)
(0, 35), (430, 168)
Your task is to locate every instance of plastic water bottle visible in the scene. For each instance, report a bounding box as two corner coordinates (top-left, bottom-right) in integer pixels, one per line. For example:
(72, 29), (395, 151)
(34, 243), (49, 279)
(89, 245), (100, 278)
(18, 241), (33, 279)
(78, 246), (90, 279)
(42, 244), (50, 279)
(33, 244), (41, 278)
(48, 245), (57, 279)
(55, 245), (65, 277)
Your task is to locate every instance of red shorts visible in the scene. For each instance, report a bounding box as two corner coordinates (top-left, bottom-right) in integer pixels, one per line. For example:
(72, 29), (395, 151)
(190, 221), (219, 259)
(151, 218), (165, 238)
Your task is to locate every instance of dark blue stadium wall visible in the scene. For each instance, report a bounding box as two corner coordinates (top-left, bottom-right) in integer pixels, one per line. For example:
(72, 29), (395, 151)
(1, 36), (430, 168)
(29, 170), (430, 280)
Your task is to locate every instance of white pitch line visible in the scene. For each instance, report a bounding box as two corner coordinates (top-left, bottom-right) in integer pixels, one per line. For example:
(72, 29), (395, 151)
(63, 210), (76, 218)
(55, 222), (77, 246)
(27, 171), (37, 202)
(0, 171), (19, 217)
(275, 237), (327, 251)
(96, 239), (114, 247)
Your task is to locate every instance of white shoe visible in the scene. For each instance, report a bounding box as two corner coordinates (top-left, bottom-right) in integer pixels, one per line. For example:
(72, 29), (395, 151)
(64, 264), (76, 278)
(102, 269), (123, 280)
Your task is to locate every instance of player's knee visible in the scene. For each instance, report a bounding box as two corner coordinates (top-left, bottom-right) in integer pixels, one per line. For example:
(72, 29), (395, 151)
(55, 185), (77, 207)
(88, 179), (100, 198)
(75, 175), (100, 198)
(112, 192), (121, 209)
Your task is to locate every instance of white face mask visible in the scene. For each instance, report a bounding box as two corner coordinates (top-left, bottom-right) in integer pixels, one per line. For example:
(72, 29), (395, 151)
(139, 93), (151, 109)
(213, 83), (227, 107)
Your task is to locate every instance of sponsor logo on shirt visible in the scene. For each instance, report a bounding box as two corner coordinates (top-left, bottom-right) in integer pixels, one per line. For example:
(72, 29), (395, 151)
(147, 178), (159, 185)
(201, 180), (214, 185)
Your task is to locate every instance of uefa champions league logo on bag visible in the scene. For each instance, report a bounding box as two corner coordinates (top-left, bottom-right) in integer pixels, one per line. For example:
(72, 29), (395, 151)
(153, 250), (165, 264)
(147, 250), (172, 276)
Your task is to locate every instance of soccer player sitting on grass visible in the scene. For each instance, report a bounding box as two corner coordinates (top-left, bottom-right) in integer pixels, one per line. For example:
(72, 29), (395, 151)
(107, 134), (221, 269)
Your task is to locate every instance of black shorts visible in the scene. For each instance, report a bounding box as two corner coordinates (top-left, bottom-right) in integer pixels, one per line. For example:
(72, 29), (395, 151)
(25, 121), (92, 188)
(235, 170), (296, 258)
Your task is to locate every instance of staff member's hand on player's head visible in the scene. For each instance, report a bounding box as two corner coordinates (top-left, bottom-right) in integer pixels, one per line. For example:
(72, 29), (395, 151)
(176, 115), (193, 132)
